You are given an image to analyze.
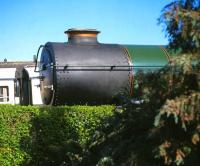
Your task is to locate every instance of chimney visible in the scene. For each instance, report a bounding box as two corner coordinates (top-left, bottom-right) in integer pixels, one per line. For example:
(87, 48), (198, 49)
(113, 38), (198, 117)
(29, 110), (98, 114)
(64, 28), (100, 44)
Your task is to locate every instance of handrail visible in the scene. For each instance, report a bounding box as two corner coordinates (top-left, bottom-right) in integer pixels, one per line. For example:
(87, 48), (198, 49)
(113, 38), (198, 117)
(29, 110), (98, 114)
(34, 45), (44, 72)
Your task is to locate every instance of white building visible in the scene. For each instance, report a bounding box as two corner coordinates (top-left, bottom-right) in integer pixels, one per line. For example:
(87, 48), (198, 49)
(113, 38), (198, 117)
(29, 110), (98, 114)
(21, 66), (43, 105)
(0, 68), (19, 104)
(0, 61), (43, 105)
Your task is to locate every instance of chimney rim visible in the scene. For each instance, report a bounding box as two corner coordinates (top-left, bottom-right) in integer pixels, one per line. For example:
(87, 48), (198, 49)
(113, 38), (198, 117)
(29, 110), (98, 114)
(64, 28), (100, 35)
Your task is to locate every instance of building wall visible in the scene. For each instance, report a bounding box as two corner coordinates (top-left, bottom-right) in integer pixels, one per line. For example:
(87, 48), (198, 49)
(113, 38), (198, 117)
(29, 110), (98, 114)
(31, 78), (43, 105)
(0, 68), (17, 104)
(0, 63), (43, 105)
(0, 80), (15, 104)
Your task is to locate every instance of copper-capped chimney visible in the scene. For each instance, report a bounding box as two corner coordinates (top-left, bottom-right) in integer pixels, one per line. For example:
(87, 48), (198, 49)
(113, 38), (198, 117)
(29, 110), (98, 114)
(64, 28), (100, 44)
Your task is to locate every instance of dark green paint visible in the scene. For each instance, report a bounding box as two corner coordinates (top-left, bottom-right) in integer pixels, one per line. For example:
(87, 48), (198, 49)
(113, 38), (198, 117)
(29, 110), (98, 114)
(124, 45), (169, 67)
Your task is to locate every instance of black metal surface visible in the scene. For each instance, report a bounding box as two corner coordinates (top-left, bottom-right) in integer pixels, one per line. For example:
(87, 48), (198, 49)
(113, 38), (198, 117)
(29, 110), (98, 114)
(39, 42), (131, 105)
(21, 69), (32, 105)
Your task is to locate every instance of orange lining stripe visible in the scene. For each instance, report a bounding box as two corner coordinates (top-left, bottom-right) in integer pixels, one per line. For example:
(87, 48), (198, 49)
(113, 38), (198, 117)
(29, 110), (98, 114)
(160, 46), (172, 64)
(159, 46), (174, 92)
(122, 46), (134, 96)
(68, 33), (98, 38)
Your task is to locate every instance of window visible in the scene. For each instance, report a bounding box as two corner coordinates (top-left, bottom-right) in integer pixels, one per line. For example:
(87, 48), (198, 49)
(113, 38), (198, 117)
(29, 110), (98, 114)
(15, 80), (20, 97)
(0, 86), (9, 102)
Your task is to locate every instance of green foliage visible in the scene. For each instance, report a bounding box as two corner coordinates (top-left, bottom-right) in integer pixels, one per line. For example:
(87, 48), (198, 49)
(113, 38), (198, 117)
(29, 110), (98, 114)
(158, 0), (200, 53)
(79, 55), (200, 165)
(96, 156), (114, 166)
(79, 1), (200, 166)
(151, 53), (200, 166)
(154, 92), (200, 165)
(0, 105), (36, 166)
(0, 105), (114, 165)
(156, 2), (200, 163)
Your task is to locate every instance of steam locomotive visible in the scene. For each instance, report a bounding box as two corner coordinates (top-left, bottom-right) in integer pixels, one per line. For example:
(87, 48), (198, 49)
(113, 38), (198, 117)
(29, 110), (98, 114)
(35, 29), (172, 105)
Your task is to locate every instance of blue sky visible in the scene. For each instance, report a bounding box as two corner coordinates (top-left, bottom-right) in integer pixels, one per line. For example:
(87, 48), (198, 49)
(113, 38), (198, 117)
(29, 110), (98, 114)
(0, 0), (170, 61)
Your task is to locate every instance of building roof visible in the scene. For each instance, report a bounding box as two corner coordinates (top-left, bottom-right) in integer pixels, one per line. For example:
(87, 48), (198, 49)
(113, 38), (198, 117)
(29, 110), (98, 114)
(24, 66), (40, 78)
(0, 68), (16, 79)
(0, 61), (35, 78)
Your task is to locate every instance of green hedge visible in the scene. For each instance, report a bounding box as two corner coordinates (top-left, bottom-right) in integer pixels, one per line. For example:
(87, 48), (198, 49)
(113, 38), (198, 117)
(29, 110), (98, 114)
(0, 105), (114, 166)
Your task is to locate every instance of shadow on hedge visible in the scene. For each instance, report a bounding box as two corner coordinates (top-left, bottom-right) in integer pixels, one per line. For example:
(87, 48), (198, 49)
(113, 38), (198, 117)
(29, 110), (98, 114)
(18, 105), (114, 166)
(20, 107), (82, 166)
(78, 105), (159, 166)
